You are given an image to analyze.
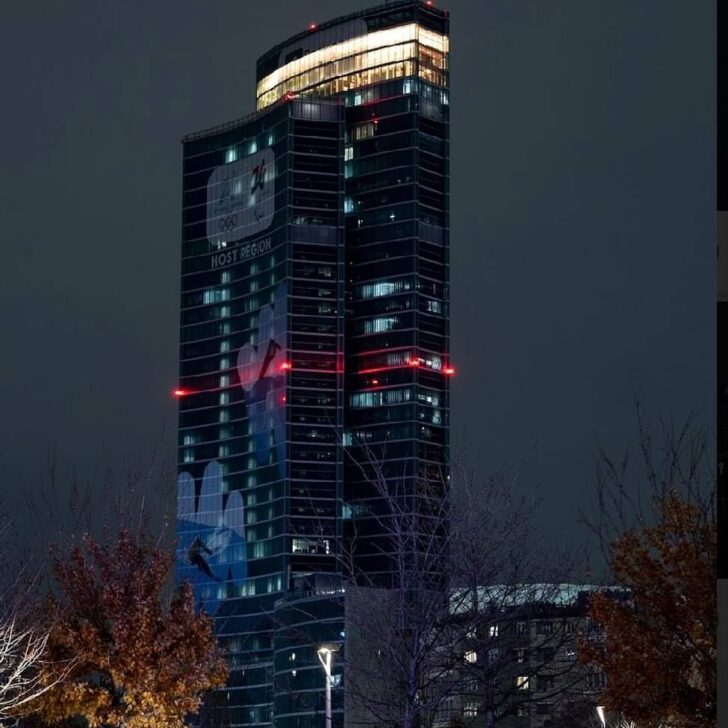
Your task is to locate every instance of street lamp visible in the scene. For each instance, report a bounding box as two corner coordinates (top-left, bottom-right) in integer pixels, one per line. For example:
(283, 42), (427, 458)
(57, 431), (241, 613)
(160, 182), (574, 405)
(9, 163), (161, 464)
(317, 645), (338, 728)
(596, 705), (606, 728)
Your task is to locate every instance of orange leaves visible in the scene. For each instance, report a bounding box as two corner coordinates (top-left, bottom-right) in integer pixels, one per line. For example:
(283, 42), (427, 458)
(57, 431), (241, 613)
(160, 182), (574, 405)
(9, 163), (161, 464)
(23, 529), (228, 728)
(581, 491), (716, 728)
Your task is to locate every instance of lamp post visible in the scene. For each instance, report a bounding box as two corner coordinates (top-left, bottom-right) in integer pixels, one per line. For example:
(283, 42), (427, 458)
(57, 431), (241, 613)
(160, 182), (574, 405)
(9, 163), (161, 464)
(317, 645), (337, 728)
(596, 705), (606, 728)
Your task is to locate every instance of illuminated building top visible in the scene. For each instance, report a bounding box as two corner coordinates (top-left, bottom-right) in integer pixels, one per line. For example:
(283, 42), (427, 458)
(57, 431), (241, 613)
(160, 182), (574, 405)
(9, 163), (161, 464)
(255, 4), (449, 110)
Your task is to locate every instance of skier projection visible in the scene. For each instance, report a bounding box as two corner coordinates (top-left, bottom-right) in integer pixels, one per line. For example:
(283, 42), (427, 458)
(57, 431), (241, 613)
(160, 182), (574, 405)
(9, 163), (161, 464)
(177, 281), (287, 613)
(236, 281), (288, 480)
(177, 460), (246, 614)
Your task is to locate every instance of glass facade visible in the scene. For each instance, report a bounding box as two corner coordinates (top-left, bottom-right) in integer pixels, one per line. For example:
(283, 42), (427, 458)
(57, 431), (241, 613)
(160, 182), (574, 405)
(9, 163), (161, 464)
(177, 2), (449, 727)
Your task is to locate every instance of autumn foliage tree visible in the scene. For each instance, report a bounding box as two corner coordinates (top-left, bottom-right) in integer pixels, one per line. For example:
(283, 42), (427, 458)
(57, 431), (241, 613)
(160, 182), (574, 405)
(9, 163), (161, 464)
(20, 529), (228, 728)
(581, 414), (716, 728)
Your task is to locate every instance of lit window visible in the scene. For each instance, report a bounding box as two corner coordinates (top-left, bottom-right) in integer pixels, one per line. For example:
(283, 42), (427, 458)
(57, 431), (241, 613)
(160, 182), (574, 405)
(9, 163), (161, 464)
(221, 271), (232, 283)
(362, 316), (397, 334)
(218, 445), (229, 457)
(352, 121), (376, 140)
(220, 306), (231, 318)
(220, 340), (230, 352)
(463, 703), (478, 718)
(516, 676), (530, 690)
(248, 140), (257, 155)
(219, 392), (230, 405)
(225, 147), (237, 163)
(182, 449), (194, 463)
(464, 650), (477, 664)
(403, 79), (414, 94)
(344, 146), (354, 161)
(219, 409), (229, 423)
(358, 280), (410, 299)
(489, 624), (499, 638)
(344, 198), (354, 213)
(219, 375), (230, 387)
(220, 357), (230, 369)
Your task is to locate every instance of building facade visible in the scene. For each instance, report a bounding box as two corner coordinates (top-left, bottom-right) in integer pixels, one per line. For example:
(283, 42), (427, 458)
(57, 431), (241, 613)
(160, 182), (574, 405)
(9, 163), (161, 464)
(176, 3), (450, 727)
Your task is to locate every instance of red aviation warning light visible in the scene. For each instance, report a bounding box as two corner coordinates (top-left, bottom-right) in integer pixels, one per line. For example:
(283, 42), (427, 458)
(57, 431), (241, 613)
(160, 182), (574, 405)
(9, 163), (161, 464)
(280, 361), (292, 371)
(409, 359), (421, 367)
(308, 22), (318, 30)
(173, 388), (189, 398)
(444, 366), (455, 376)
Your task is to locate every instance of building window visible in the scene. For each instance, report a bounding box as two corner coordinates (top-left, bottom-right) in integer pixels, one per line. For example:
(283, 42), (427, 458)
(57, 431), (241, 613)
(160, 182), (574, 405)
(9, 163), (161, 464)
(351, 121), (376, 140)
(487, 648), (499, 665)
(464, 650), (477, 664)
(219, 392), (230, 405)
(362, 316), (398, 334)
(489, 624), (499, 638)
(516, 676), (530, 691)
(536, 675), (555, 692)
(225, 147), (237, 163)
(463, 703), (478, 718)
(219, 375), (230, 387)
(344, 145), (353, 161)
(182, 449), (194, 464)
(516, 621), (527, 636)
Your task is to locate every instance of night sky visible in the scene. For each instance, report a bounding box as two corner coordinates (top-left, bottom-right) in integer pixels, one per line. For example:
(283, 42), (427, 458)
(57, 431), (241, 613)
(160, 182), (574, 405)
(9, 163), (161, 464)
(0, 0), (714, 548)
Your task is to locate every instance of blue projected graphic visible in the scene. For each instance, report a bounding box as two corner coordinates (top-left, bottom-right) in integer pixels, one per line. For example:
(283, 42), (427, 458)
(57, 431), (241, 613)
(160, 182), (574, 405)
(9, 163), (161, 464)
(177, 461), (246, 614)
(236, 281), (288, 479)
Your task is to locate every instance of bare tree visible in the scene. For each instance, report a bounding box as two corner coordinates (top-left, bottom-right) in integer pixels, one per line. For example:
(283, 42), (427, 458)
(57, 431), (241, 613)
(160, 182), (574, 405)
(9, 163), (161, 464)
(444, 461), (595, 728)
(0, 514), (68, 723)
(580, 407), (716, 728)
(0, 610), (53, 720)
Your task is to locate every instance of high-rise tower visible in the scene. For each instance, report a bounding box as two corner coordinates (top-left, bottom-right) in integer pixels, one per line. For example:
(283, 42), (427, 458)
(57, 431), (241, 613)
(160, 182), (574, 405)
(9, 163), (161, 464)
(176, 3), (449, 726)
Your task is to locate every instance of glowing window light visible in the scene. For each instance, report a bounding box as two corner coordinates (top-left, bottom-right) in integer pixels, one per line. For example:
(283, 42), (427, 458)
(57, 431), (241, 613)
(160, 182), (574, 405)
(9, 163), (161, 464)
(256, 23), (449, 107)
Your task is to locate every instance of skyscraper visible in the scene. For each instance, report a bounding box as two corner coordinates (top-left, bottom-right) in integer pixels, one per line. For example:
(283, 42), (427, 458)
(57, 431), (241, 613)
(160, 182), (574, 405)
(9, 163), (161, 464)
(176, 2), (450, 726)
